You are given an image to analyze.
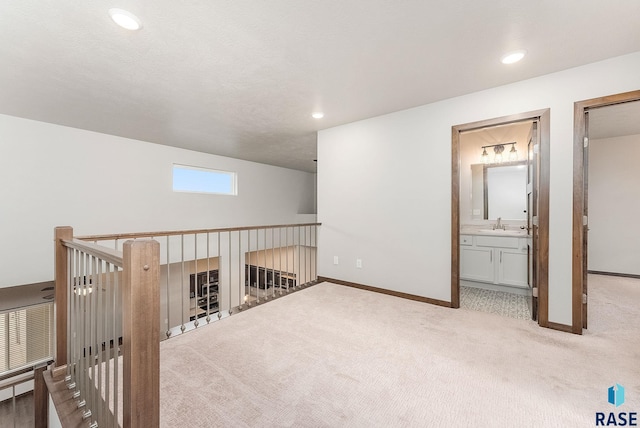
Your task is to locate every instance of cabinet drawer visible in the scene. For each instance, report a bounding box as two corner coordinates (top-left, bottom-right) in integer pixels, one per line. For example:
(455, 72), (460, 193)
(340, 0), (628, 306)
(460, 235), (473, 246)
(475, 235), (519, 249)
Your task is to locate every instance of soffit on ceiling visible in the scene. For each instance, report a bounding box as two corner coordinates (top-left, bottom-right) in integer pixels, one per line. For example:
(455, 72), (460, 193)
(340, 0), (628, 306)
(461, 121), (534, 161)
(0, 1), (639, 172)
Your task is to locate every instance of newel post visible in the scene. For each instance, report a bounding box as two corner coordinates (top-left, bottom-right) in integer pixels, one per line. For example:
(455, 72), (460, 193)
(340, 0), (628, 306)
(54, 226), (73, 368)
(122, 239), (160, 428)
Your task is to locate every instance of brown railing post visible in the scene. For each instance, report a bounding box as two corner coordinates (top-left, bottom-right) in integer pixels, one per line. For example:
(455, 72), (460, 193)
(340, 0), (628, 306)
(34, 363), (48, 428)
(54, 226), (73, 368)
(122, 239), (160, 428)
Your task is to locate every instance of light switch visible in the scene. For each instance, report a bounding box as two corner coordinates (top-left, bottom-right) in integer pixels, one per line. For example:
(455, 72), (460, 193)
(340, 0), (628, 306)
(333, 256), (339, 265)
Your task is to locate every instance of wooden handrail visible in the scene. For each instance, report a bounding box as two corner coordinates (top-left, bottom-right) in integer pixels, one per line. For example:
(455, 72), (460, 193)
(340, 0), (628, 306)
(61, 238), (124, 267)
(76, 222), (322, 242)
(0, 370), (34, 390)
(0, 358), (53, 384)
(50, 222), (320, 427)
(52, 227), (162, 428)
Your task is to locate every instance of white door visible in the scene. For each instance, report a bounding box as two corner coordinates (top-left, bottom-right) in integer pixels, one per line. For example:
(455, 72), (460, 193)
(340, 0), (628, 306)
(526, 122), (539, 320)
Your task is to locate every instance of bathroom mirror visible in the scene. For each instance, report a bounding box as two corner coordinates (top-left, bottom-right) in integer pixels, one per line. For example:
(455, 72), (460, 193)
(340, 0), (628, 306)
(470, 161), (527, 220)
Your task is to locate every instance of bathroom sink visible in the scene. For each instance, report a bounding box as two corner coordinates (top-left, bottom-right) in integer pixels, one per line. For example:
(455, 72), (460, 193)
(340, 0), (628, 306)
(477, 229), (526, 236)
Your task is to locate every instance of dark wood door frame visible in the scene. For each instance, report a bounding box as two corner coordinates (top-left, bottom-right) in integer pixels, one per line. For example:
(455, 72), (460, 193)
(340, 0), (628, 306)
(572, 90), (640, 334)
(451, 109), (550, 328)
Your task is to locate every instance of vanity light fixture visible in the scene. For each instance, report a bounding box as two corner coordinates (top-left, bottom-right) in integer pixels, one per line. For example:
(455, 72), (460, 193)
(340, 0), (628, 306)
(509, 143), (518, 161)
(109, 8), (142, 31)
(481, 148), (490, 164)
(312, 112), (324, 119)
(480, 143), (517, 164)
(494, 145), (504, 163)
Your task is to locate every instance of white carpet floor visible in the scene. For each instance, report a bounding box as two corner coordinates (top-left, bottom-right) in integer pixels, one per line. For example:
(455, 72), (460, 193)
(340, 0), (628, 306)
(158, 275), (639, 427)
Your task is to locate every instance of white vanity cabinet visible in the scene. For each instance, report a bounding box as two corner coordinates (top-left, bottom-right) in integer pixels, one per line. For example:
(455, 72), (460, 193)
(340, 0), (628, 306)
(460, 234), (528, 289)
(497, 247), (528, 287)
(460, 246), (495, 282)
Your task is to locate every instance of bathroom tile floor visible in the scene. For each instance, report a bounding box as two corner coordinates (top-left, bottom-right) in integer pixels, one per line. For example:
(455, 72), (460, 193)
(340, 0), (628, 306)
(460, 286), (531, 320)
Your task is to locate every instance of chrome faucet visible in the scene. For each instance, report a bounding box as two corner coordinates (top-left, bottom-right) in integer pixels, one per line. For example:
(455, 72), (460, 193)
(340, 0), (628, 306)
(494, 217), (503, 230)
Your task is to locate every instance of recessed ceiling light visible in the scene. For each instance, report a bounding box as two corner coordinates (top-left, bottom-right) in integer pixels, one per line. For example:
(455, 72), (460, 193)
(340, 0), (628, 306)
(109, 8), (142, 31)
(501, 50), (526, 65)
(312, 112), (324, 119)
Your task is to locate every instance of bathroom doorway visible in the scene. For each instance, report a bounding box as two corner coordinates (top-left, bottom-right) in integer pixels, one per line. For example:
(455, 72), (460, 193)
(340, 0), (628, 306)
(573, 90), (640, 333)
(452, 109), (550, 327)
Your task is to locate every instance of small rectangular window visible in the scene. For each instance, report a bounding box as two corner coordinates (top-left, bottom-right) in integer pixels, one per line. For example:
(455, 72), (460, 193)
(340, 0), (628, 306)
(172, 164), (237, 195)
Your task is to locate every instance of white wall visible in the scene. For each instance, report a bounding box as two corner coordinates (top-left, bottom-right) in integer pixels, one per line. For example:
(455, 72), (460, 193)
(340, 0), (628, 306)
(588, 134), (640, 275)
(0, 115), (316, 288)
(318, 51), (640, 326)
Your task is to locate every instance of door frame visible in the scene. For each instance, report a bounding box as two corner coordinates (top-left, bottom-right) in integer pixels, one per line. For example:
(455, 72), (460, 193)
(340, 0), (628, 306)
(451, 109), (550, 328)
(572, 90), (640, 334)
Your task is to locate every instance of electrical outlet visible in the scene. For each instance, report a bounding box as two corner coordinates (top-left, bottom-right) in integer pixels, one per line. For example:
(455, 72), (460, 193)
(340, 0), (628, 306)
(356, 259), (362, 268)
(333, 256), (339, 265)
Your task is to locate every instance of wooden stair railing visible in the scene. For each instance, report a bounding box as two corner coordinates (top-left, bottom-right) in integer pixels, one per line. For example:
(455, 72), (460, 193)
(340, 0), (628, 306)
(40, 226), (160, 428)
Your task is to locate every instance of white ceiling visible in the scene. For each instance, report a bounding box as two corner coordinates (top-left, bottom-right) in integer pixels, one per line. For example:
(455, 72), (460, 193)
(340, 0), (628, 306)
(589, 101), (640, 140)
(1, 1), (639, 172)
(462, 121), (533, 149)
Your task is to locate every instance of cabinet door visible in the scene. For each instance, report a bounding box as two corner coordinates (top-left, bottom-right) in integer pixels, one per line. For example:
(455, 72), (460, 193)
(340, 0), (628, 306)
(460, 247), (494, 283)
(498, 249), (528, 287)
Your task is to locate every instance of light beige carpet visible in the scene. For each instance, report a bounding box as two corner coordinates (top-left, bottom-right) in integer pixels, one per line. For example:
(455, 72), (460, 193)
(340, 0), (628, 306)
(158, 275), (639, 427)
